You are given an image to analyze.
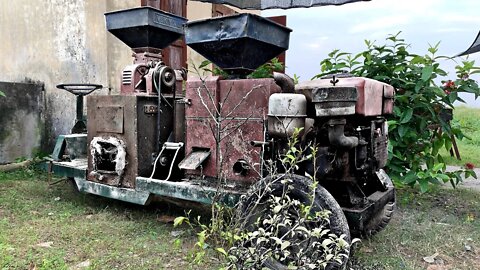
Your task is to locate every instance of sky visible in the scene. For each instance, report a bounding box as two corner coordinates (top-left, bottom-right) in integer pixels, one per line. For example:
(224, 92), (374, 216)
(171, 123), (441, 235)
(262, 0), (480, 107)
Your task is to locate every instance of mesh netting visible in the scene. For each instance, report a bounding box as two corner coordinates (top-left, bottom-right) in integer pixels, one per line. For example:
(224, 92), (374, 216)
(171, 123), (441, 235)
(458, 31), (480, 56)
(191, 0), (369, 10)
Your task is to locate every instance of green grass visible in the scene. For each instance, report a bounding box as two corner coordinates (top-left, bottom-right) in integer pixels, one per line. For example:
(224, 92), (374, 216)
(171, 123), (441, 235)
(2, 168), (480, 269)
(0, 168), (220, 270)
(441, 106), (480, 167)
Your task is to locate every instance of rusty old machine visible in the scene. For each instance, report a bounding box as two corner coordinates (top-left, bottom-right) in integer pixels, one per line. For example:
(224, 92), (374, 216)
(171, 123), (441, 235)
(48, 0), (394, 267)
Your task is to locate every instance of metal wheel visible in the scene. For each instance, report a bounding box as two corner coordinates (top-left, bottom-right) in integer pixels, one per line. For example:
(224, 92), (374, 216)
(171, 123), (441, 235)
(236, 174), (351, 270)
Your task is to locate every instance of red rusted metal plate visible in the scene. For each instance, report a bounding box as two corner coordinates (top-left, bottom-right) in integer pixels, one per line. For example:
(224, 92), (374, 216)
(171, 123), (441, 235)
(184, 118), (218, 178)
(219, 78), (281, 118)
(186, 76), (220, 118)
(297, 77), (394, 117)
(220, 119), (265, 184)
(184, 78), (278, 185)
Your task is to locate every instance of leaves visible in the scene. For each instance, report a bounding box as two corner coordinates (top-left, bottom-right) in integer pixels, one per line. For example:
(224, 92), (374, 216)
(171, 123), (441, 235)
(421, 66), (434, 82)
(173, 216), (188, 227)
(314, 33), (480, 191)
(0, 90), (5, 97)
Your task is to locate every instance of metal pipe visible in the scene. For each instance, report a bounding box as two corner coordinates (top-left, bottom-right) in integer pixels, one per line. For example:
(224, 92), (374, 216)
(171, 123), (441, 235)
(328, 119), (359, 149)
(250, 140), (271, 147)
(76, 95), (84, 122)
(273, 72), (295, 93)
(156, 71), (163, 154)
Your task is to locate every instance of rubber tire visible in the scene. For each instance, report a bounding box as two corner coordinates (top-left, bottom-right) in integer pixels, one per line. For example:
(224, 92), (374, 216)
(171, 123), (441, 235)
(355, 176), (396, 238)
(237, 174), (351, 270)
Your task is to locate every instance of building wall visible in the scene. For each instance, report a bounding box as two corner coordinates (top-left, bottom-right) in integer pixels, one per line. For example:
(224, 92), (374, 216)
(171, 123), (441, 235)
(0, 82), (45, 164)
(0, 0), (257, 161)
(0, 0), (139, 152)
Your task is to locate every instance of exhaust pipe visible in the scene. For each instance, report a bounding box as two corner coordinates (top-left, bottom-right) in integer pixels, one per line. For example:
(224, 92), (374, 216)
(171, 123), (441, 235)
(328, 119), (359, 149)
(273, 72), (295, 93)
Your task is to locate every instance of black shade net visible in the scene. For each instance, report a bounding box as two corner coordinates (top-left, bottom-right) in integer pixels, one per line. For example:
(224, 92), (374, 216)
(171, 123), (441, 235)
(458, 31), (480, 56)
(190, 0), (369, 10)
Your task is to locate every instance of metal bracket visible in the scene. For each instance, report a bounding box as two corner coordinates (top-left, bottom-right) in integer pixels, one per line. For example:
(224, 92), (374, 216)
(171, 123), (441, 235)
(178, 149), (211, 170)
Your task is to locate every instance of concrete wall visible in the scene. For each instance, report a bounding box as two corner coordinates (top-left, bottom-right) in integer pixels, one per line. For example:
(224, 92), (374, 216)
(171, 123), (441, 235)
(0, 0), (137, 153)
(0, 82), (45, 164)
(0, 0), (257, 161)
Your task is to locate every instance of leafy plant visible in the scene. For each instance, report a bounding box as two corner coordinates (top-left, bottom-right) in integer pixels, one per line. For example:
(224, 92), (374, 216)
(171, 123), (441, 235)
(0, 90), (5, 97)
(198, 58), (284, 79)
(174, 129), (354, 269)
(314, 32), (480, 191)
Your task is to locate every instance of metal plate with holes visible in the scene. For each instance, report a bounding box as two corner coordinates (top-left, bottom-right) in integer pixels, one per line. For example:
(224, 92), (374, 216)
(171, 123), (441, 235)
(95, 106), (124, 134)
(144, 105), (158, 114)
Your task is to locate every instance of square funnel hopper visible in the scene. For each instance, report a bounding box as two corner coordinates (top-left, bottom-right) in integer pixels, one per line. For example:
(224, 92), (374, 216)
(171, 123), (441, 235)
(105, 7), (187, 50)
(185, 14), (292, 76)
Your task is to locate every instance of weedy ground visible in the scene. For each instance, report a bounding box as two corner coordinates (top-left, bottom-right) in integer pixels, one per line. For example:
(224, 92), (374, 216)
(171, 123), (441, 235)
(0, 168), (220, 270)
(351, 186), (480, 270)
(1, 168), (479, 270)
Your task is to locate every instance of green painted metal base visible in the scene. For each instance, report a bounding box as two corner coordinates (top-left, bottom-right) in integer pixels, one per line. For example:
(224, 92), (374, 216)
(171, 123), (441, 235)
(74, 177), (151, 205)
(136, 177), (242, 207)
(46, 133), (243, 207)
(44, 160), (242, 207)
(42, 159), (87, 179)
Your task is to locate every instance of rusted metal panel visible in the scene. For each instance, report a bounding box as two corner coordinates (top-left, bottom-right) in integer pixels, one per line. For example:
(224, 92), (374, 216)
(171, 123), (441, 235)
(185, 77), (220, 118)
(87, 96), (136, 187)
(296, 77), (393, 117)
(184, 118), (218, 178)
(75, 177), (151, 205)
(382, 86), (394, 115)
(94, 106), (124, 133)
(64, 134), (88, 160)
(220, 120), (265, 184)
(87, 95), (167, 188)
(218, 78), (281, 118)
(184, 78), (278, 185)
(136, 176), (242, 207)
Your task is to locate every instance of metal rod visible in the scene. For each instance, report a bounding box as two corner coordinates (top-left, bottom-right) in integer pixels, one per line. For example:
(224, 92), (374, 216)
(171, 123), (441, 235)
(76, 95), (84, 122)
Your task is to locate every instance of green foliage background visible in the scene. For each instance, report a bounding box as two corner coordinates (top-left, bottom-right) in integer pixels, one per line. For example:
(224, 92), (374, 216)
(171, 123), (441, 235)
(315, 33), (480, 191)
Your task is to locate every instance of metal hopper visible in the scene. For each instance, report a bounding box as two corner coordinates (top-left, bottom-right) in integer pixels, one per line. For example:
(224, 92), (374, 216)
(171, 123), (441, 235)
(105, 7), (187, 51)
(185, 13), (292, 76)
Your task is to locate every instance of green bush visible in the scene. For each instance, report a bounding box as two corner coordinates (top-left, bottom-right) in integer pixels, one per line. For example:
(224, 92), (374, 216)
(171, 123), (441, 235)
(314, 32), (480, 191)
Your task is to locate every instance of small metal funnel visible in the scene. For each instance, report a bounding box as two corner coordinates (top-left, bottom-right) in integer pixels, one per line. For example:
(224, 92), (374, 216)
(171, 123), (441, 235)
(105, 7), (187, 51)
(185, 14), (291, 76)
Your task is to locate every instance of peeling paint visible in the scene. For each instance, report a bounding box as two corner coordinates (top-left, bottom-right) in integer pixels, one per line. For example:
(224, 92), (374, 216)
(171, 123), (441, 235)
(90, 136), (127, 176)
